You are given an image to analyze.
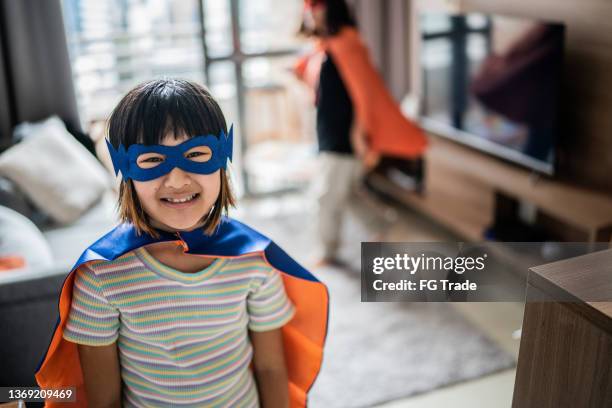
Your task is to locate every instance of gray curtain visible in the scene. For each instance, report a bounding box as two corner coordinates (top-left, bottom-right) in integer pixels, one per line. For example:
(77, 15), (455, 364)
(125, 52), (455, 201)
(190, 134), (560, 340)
(0, 27), (10, 149)
(349, 0), (412, 101)
(0, 0), (81, 148)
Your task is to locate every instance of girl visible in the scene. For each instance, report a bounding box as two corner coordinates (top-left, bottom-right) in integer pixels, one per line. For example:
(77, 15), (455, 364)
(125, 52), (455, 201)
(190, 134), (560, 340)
(296, 0), (428, 264)
(36, 79), (328, 407)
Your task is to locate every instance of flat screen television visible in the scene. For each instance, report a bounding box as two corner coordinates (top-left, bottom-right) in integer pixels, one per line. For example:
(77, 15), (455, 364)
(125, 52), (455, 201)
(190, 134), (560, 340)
(419, 13), (564, 175)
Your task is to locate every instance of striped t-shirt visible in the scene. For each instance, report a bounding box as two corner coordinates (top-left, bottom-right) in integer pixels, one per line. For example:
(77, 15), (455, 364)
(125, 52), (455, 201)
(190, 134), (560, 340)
(63, 246), (295, 407)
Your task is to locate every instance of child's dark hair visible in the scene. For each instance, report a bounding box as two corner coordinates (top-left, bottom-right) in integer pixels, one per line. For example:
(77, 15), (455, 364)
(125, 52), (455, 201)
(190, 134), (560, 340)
(107, 78), (236, 237)
(299, 0), (357, 37)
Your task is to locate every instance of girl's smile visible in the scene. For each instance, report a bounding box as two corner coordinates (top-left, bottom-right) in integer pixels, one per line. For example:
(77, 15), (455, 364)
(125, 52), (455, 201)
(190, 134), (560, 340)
(160, 192), (200, 207)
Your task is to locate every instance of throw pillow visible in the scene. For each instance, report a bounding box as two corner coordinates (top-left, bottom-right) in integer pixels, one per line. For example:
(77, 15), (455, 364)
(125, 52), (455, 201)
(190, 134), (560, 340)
(0, 116), (111, 224)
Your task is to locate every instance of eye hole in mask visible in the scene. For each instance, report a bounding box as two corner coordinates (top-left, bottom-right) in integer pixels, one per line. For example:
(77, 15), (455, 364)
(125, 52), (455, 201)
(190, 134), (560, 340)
(184, 145), (212, 163)
(137, 153), (166, 169)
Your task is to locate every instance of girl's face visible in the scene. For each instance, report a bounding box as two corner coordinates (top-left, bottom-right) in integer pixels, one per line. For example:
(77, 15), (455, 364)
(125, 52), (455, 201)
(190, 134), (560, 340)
(304, 4), (327, 35)
(132, 131), (221, 232)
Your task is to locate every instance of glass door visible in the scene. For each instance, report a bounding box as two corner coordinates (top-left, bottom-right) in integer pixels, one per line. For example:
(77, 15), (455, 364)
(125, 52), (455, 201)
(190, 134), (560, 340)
(201, 0), (317, 196)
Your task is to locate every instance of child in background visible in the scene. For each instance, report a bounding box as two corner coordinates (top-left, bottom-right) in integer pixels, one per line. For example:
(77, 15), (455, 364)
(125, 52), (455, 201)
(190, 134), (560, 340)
(299, 0), (379, 264)
(36, 79), (328, 408)
(298, 0), (427, 265)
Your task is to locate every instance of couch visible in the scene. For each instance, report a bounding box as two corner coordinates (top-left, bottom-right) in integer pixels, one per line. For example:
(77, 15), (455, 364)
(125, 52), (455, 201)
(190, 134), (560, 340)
(0, 191), (117, 387)
(0, 117), (118, 387)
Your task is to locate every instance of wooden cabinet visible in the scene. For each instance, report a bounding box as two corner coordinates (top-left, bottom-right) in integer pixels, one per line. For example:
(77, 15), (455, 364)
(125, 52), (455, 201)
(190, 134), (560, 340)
(512, 249), (612, 407)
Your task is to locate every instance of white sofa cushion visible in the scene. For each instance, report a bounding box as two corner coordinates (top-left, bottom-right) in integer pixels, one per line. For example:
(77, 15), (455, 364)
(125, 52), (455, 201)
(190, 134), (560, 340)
(0, 205), (53, 271)
(0, 116), (111, 224)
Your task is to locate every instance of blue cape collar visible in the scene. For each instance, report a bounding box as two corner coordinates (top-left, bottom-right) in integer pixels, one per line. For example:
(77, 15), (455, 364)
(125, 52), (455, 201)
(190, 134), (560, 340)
(75, 217), (317, 282)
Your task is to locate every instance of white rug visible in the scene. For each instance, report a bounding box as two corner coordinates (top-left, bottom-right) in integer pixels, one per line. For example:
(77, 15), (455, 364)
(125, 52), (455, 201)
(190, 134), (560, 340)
(307, 266), (515, 407)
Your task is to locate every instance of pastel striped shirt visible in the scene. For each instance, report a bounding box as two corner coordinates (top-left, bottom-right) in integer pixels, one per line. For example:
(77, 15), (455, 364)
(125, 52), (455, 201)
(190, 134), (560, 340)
(63, 247), (295, 407)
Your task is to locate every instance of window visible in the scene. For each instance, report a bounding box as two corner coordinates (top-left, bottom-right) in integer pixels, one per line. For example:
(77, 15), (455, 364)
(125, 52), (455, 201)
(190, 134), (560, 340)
(62, 0), (204, 124)
(62, 0), (315, 195)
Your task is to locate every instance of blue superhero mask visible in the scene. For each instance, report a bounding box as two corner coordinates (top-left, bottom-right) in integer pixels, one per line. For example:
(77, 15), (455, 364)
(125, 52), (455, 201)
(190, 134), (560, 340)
(106, 126), (233, 182)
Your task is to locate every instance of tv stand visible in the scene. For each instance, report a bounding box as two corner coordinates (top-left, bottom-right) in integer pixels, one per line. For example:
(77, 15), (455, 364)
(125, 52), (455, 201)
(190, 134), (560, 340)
(370, 134), (612, 245)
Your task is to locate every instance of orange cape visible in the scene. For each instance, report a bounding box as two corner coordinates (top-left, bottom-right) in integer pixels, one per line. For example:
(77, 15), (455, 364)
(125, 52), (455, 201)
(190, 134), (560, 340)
(324, 27), (427, 158)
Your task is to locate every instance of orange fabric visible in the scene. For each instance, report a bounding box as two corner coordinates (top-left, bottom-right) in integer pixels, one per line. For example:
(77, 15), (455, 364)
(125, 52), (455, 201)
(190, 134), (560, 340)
(35, 271), (88, 407)
(281, 273), (328, 402)
(0, 256), (25, 271)
(36, 262), (328, 407)
(325, 27), (428, 158)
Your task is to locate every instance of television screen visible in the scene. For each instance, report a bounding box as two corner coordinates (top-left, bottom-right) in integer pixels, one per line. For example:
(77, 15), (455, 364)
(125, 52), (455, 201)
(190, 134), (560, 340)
(419, 13), (564, 174)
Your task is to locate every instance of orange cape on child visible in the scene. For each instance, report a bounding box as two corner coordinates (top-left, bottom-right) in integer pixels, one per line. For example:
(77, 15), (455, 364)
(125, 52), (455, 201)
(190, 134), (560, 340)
(324, 27), (427, 158)
(35, 219), (328, 407)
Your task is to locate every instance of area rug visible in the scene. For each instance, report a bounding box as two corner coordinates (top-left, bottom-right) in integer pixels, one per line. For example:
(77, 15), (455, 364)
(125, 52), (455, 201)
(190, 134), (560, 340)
(235, 198), (516, 408)
(306, 266), (516, 407)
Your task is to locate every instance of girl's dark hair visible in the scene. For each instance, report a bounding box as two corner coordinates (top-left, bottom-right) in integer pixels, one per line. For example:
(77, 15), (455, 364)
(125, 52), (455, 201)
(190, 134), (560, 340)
(107, 78), (235, 237)
(299, 0), (357, 37)
(108, 78), (227, 148)
(325, 0), (356, 36)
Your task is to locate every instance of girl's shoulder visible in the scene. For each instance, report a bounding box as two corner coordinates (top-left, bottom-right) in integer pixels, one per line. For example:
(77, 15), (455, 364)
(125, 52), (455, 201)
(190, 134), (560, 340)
(219, 252), (280, 281)
(75, 250), (141, 277)
(219, 253), (281, 291)
(222, 251), (272, 269)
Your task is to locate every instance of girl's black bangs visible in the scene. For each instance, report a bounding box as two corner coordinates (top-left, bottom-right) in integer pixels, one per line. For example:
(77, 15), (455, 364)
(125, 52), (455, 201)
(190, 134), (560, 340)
(112, 79), (227, 147)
